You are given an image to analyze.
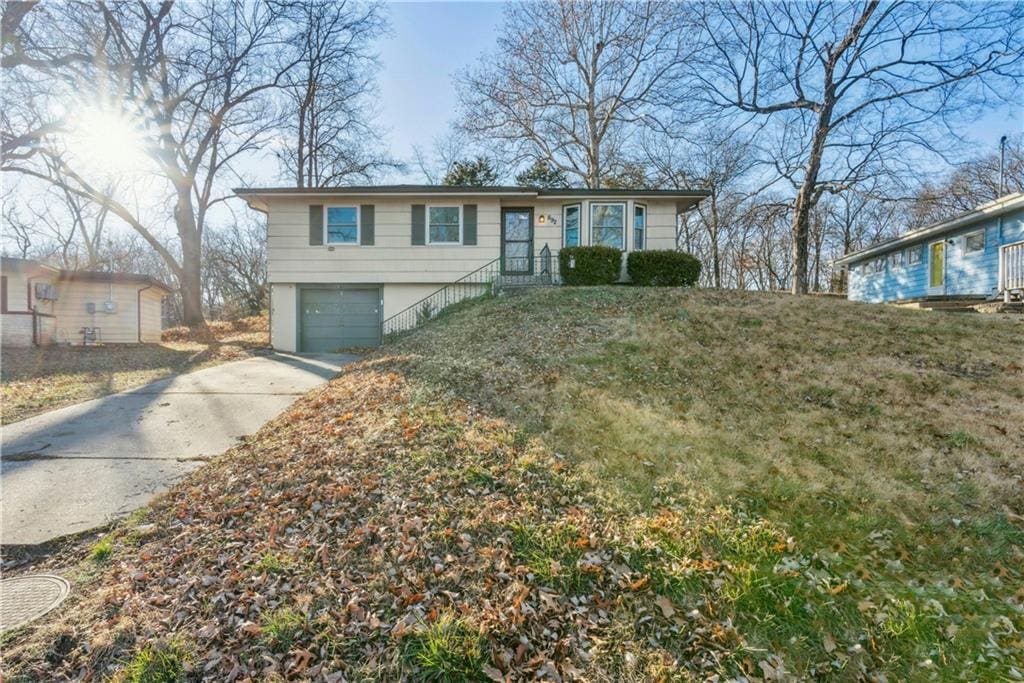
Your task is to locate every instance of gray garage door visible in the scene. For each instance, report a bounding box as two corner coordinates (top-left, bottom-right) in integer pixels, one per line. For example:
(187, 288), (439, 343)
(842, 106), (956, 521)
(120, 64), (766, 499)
(299, 286), (381, 352)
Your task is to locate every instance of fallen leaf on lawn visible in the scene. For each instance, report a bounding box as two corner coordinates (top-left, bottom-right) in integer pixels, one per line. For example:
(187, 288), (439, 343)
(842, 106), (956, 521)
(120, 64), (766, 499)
(655, 594), (675, 619)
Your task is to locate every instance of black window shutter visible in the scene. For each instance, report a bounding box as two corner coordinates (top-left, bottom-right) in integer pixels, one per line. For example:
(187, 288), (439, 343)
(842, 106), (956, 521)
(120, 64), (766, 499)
(360, 205), (375, 245)
(463, 204), (477, 245)
(309, 205), (323, 246)
(411, 204), (426, 245)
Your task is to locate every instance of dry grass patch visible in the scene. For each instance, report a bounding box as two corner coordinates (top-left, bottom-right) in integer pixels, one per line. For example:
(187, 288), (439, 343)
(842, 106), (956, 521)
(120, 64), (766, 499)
(387, 287), (1024, 678)
(4, 292), (1021, 680)
(1, 316), (268, 424)
(1, 362), (800, 681)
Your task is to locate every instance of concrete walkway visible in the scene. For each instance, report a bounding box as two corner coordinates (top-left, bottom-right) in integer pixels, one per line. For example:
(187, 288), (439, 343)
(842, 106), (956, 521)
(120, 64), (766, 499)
(1, 352), (355, 546)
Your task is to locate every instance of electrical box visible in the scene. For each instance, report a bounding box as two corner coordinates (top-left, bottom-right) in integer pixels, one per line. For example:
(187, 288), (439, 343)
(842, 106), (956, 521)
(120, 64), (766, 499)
(86, 301), (118, 314)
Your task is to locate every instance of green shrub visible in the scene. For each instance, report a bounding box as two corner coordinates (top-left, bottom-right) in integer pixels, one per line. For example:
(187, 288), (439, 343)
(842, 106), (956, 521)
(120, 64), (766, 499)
(627, 250), (701, 286)
(559, 246), (622, 286)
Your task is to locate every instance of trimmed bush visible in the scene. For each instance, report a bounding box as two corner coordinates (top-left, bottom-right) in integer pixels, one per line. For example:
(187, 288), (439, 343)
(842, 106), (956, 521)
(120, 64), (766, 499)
(627, 250), (702, 286)
(559, 246), (622, 286)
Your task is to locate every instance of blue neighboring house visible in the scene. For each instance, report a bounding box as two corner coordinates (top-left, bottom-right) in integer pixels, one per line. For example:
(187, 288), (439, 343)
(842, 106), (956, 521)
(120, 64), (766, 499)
(836, 192), (1024, 304)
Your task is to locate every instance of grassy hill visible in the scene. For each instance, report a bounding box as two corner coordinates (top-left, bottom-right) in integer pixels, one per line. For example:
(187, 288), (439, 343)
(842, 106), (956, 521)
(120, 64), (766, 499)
(5, 288), (1023, 681)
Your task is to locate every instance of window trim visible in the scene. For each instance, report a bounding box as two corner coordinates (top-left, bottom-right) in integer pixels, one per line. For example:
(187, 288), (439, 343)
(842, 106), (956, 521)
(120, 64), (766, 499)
(888, 250), (903, 270)
(323, 205), (361, 246)
(633, 202), (647, 252)
(562, 203), (582, 248)
(906, 246), (922, 265)
(426, 204), (463, 245)
(589, 201), (627, 250)
(963, 229), (985, 254)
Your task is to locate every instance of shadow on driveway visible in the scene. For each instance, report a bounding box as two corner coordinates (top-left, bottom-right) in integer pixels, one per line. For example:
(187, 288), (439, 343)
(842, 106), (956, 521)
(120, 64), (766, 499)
(1, 352), (357, 546)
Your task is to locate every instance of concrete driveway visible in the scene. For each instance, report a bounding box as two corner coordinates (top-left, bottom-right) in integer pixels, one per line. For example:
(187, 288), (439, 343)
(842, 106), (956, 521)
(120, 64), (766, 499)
(1, 352), (355, 546)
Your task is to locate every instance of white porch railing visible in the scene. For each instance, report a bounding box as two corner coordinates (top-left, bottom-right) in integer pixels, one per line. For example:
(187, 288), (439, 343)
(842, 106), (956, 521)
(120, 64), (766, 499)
(998, 240), (1024, 302)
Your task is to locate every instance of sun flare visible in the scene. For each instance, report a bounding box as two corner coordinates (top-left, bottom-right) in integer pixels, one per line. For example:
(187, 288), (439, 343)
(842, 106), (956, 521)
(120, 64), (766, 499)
(65, 105), (151, 177)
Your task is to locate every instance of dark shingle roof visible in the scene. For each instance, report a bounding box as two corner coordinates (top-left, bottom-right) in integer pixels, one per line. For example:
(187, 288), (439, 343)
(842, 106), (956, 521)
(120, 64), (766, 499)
(233, 184), (709, 198)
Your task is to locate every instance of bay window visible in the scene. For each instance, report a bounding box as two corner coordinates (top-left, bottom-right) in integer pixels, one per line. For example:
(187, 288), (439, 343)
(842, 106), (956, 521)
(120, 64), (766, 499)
(590, 202), (625, 249)
(563, 204), (581, 247)
(633, 203), (646, 251)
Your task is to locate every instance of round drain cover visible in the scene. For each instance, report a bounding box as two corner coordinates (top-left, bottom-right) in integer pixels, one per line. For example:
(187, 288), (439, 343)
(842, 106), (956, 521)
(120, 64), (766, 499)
(0, 574), (70, 631)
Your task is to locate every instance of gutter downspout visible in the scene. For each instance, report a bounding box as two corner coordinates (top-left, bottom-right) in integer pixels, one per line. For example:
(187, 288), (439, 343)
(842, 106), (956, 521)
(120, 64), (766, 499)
(26, 276), (38, 347)
(137, 284), (153, 343)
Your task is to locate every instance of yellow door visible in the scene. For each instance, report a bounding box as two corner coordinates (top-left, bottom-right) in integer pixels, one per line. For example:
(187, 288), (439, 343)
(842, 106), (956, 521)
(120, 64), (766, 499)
(929, 242), (944, 288)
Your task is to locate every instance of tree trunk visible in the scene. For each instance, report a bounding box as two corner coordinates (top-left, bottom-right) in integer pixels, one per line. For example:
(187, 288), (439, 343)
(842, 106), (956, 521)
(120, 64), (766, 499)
(790, 106), (833, 294)
(173, 186), (206, 327)
(178, 232), (204, 327)
(709, 190), (721, 287)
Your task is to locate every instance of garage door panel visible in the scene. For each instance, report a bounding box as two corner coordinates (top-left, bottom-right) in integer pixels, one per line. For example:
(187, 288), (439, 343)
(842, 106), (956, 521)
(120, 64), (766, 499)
(299, 287), (381, 352)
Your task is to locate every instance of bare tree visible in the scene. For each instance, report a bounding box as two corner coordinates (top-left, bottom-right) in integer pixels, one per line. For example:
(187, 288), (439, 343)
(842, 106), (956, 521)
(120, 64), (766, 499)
(276, 0), (395, 187)
(412, 128), (484, 184)
(646, 131), (755, 287)
(683, 1), (1024, 294)
(456, 1), (685, 188)
(204, 218), (267, 317)
(909, 134), (1024, 225)
(2, 1), (301, 326)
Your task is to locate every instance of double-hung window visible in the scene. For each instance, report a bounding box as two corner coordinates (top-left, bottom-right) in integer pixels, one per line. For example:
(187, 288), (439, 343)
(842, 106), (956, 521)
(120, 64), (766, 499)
(326, 206), (359, 244)
(590, 202), (626, 249)
(563, 204), (581, 247)
(888, 251), (903, 269)
(964, 230), (985, 253)
(428, 206), (461, 244)
(907, 246), (922, 265)
(633, 204), (647, 251)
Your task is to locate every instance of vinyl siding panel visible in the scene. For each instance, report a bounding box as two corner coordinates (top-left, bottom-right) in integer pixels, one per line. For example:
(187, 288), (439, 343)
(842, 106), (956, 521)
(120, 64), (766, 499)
(54, 281), (151, 344)
(264, 194), (685, 348)
(1, 314), (33, 346)
(139, 289), (164, 342)
(848, 208), (1024, 303)
(266, 196), (684, 286)
(268, 197), (504, 284)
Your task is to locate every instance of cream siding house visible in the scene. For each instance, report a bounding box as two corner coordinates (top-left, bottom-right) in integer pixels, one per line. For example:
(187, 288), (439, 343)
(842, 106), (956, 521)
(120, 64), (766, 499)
(236, 185), (706, 353)
(1, 257), (170, 347)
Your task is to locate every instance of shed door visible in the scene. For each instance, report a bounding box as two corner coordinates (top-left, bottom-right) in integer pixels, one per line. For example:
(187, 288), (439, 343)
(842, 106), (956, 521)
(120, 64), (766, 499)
(928, 241), (945, 291)
(300, 287), (381, 351)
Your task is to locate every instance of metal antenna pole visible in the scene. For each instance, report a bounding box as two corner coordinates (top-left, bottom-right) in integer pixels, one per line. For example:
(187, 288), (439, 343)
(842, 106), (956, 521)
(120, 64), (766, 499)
(999, 135), (1007, 197)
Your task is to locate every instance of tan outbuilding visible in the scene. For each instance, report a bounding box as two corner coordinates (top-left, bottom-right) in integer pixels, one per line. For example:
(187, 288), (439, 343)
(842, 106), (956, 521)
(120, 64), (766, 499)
(1, 257), (171, 347)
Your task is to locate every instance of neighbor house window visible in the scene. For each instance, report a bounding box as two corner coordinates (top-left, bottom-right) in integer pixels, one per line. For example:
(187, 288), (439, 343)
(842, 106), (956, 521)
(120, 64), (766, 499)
(428, 206), (461, 244)
(964, 230), (985, 253)
(907, 246), (922, 265)
(325, 206), (359, 244)
(634, 203), (646, 251)
(590, 202), (626, 249)
(563, 204), (581, 247)
(889, 251), (903, 269)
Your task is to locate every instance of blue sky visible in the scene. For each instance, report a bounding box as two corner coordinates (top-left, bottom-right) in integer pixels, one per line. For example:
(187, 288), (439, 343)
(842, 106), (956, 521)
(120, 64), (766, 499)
(376, 1), (505, 180)
(372, 1), (1020, 184)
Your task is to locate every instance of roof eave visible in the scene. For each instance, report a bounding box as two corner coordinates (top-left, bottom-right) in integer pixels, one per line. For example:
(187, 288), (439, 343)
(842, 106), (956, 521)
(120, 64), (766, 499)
(833, 192), (1024, 266)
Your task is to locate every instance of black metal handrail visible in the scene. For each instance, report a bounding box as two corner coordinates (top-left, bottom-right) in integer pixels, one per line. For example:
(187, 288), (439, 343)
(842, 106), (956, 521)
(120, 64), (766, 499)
(382, 257), (502, 337)
(496, 244), (562, 287)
